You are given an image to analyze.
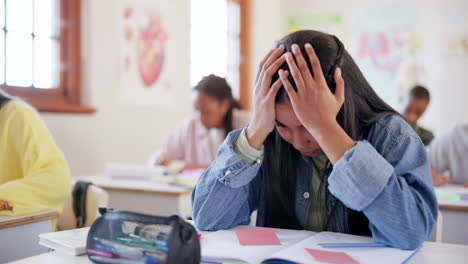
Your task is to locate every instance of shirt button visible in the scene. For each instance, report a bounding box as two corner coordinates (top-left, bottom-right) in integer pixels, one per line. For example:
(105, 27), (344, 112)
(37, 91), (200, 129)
(303, 192), (310, 199)
(225, 170), (231, 176)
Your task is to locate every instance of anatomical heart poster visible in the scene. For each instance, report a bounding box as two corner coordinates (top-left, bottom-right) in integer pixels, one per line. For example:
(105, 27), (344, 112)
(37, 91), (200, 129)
(119, 0), (177, 105)
(349, 3), (416, 108)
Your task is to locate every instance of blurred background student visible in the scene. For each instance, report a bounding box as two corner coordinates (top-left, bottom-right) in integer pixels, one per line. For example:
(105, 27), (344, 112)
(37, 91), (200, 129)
(149, 74), (250, 169)
(429, 123), (468, 186)
(401, 85), (434, 146)
(0, 90), (70, 223)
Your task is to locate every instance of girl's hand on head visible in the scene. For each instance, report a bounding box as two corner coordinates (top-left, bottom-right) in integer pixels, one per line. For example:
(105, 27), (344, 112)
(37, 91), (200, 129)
(246, 45), (287, 149)
(279, 43), (345, 136)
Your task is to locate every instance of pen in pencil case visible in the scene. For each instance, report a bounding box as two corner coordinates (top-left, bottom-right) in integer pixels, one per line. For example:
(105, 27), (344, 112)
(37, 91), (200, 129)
(318, 242), (388, 248)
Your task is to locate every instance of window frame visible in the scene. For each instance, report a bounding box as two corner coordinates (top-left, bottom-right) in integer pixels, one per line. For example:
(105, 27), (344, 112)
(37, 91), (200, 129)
(228, 0), (250, 109)
(0, 0), (94, 113)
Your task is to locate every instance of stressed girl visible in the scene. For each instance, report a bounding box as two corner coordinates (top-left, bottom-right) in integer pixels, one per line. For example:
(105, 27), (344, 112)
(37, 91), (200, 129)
(191, 30), (437, 250)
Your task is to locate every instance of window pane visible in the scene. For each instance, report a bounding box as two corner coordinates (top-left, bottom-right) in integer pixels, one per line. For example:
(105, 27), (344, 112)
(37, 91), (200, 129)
(6, 33), (32, 87)
(190, 0), (228, 86)
(0, 32), (4, 84)
(34, 37), (58, 88)
(228, 36), (240, 67)
(6, 0), (33, 33)
(227, 2), (240, 98)
(34, 0), (59, 37)
(226, 68), (239, 98)
(0, 1), (4, 29)
(227, 36), (240, 97)
(227, 1), (240, 36)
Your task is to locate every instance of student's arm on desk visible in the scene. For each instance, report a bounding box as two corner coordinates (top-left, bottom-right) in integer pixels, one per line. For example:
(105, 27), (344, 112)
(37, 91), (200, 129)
(427, 132), (451, 186)
(329, 129), (437, 250)
(191, 129), (262, 230)
(0, 104), (71, 216)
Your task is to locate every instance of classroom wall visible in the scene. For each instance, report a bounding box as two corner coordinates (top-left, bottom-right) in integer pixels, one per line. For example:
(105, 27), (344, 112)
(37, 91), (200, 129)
(40, 0), (191, 177)
(249, 0), (286, 86)
(42, 0), (289, 177)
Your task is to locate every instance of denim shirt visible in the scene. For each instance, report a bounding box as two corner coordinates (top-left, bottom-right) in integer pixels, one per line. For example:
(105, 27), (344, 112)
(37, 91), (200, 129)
(191, 115), (438, 250)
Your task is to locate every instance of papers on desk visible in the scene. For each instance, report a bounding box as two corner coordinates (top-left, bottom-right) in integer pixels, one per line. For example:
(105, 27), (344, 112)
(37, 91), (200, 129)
(104, 163), (205, 188)
(173, 168), (205, 188)
(37, 225), (420, 263)
(105, 163), (172, 183)
(201, 228), (419, 264)
(38, 227), (89, 255)
(435, 185), (468, 201)
(235, 228), (282, 246)
(305, 248), (359, 264)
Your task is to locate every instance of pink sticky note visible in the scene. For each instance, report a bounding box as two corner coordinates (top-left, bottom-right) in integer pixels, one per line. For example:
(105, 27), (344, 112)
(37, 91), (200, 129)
(305, 248), (359, 264)
(235, 228), (282, 246)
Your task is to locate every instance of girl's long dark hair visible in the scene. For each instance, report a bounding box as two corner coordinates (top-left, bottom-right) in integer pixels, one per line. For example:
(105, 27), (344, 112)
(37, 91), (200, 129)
(262, 30), (399, 234)
(194, 74), (242, 136)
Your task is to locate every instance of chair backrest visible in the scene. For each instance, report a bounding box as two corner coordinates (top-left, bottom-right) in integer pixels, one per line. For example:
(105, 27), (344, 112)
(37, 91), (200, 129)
(57, 184), (109, 231)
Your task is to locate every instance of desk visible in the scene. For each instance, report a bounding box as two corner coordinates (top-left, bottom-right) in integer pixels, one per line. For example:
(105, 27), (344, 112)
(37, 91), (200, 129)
(8, 234), (468, 264)
(435, 185), (468, 245)
(0, 211), (57, 263)
(76, 175), (193, 218)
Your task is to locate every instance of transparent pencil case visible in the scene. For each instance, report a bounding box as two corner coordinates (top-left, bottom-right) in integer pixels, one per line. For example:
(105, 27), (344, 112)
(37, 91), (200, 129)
(86, 208), (200, 264)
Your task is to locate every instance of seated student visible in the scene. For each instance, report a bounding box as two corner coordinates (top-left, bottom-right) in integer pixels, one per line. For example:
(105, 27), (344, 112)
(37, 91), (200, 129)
(428, 123), (468, 186)
(401, 85), (434, 146)
(0, 91), (71, 223)
(150, 74), (250, 169)
(191, 30), (437, 250)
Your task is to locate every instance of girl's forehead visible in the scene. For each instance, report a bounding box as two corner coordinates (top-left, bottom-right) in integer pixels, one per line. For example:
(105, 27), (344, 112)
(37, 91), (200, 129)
(275, 101), (301, 127)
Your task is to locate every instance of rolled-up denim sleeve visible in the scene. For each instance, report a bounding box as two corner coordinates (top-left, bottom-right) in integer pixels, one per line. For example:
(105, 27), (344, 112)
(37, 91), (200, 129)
(191, 129), (263, 231)
(329, 136), (438, 250)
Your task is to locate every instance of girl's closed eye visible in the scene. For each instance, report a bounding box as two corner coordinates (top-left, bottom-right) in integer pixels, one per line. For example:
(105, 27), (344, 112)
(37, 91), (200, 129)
(275, 121), (286, 128)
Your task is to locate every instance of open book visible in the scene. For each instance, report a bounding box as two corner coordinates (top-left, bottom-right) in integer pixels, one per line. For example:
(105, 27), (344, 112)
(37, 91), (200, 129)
(200, 227), (420, 264)
(38, 227), (89, 255)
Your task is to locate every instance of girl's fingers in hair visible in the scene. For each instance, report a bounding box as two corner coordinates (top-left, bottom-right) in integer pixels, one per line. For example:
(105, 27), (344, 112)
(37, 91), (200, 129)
(304, 43), (326, 84)
(262, 45), (285, 76)
(256, 46), (285, 97)
(285, 52), (306, 94)
(267, 77), (284, 100)
(260, 54), (286, 97)
(266, 54), (286, 76)
(291, 44), (314, 86)
(279, 69), (297, 101)
(256, 46), (277, 82)
(334, 67), (345, 105)
(264, 55), (286, 80)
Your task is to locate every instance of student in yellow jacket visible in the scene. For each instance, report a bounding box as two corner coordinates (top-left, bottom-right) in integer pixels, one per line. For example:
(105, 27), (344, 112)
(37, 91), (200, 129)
(0, 91), (70, 225)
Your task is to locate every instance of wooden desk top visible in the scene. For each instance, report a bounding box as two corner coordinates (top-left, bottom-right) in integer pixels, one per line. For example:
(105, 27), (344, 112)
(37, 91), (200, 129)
(437, 201), (468, 212)
(0, 211), (58, 229)
(76, 175), (192, 195)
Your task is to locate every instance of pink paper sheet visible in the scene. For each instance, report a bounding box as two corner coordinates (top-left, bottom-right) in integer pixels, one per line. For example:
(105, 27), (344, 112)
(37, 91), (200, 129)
(305, 248), (359, 264)
(235, 228), (282, 246)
